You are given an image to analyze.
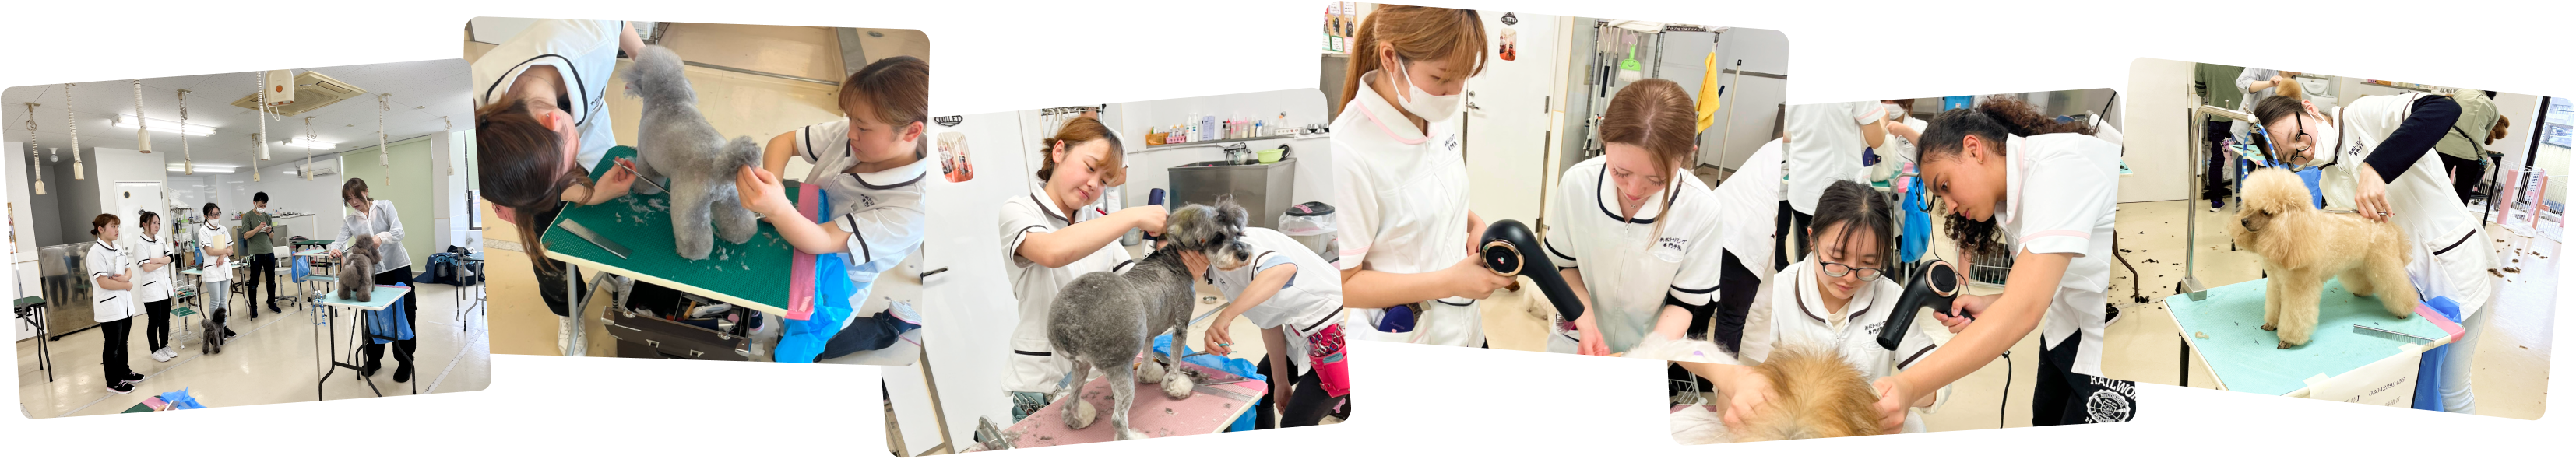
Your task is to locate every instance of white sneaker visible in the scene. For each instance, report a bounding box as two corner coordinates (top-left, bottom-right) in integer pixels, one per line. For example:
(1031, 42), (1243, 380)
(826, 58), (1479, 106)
(150, 348), (176, 363)
(886, 300), (922, 325)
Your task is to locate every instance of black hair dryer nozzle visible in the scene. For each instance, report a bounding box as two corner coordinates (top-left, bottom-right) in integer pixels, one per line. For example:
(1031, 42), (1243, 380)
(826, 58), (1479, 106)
(1480, 219), (1585, 322)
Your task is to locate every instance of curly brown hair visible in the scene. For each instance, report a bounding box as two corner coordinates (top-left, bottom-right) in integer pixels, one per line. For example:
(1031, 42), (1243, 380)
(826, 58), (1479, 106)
(1917, 98), (2095, 259)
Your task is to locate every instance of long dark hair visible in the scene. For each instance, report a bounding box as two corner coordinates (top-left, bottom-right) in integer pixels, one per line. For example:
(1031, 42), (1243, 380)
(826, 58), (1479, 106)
(476, 98), (592, 271)
(1918, 98), (2093, 259)
(1811, 180), (1894, 268)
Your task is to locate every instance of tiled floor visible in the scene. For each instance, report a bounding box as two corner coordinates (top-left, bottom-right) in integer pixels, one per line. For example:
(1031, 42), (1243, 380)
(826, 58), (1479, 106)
(2101, 198), (2554, 420)
(16, 281), (491, 418)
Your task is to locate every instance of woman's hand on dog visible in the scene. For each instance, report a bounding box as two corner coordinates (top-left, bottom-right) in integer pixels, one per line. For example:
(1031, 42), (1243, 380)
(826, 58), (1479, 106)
(1445, 254), (1515, 300)
(1115, 205), (1170, 238)
(1870, 377), (1915, 434)
(734, 166), (793, 217)
(1935, 294), (1992, 334)
(2355, 167), (2392, 223)
(1719, 372), (1776, 431)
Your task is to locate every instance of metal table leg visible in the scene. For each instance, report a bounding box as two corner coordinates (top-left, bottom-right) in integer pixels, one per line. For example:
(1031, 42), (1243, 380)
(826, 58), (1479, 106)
(2178, 335), (2190, 388)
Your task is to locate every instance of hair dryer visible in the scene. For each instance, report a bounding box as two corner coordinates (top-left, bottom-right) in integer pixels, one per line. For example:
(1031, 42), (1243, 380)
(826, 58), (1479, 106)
(1877, 259), (1966, 350)
(1480, 219), (1585, 322)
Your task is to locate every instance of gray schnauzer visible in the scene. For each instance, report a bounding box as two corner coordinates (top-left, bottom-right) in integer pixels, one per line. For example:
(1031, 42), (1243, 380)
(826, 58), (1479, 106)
(621, 44), (762, 260)
(1046, 198), (1255, 440)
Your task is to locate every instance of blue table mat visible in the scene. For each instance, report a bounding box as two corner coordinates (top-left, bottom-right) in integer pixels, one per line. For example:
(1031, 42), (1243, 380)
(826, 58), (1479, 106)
(2165, 278), (2445, 396)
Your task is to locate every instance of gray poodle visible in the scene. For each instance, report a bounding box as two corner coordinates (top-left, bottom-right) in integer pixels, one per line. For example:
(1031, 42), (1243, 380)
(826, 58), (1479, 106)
(621, 44), (762, 260)
(1046, 198), (1256, 440)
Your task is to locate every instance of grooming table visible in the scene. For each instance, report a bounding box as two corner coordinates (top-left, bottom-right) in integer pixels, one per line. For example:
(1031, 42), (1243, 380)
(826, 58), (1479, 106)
(16, 296), (51, 382)
(315, 285), (415, 400)
(542, 146), (795, 316)
(2164, 278), (2461, 402)
(984, 362), (1269, 450)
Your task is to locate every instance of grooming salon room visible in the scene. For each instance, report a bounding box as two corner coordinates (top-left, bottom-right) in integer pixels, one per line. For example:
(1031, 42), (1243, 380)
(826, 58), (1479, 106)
(903, 88), (1344, 453)
(466, 18), (931, 365)
(8, 60), (490, 417)
(2102, 58), (2558, 420)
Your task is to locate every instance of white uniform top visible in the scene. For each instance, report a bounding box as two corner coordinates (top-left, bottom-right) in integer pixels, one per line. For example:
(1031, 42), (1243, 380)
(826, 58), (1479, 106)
(1996, 134), (2122, 377)
(1208, 227), (1347, 375)
(1751, 253), (1950, 433)
(194, 222), (234, 283)
(1872, 114), (1929, 182)
(2317, 93), (2497, 317)
(1330, 70), (1483, 347)
(2230, 68), (2286, 138)
(1542, 156), (1723, 353)
(132, 233), (176, 303)
(1785, 101), (1885, 214)
(791, 119), (930, 284)
(87, 240), (139, 323)
(998, 185), (1132, 393)
(472, 19), (625, 170)
(1716, 138), (1786, 276)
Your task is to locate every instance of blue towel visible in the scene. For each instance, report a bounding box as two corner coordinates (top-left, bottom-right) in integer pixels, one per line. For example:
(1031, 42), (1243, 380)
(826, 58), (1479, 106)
(1900, 180), (1932, 264)
(776, 192), (859, 363)
(158, 387), (207, 410)
(368, 282), (415, 344)
(1152, 335), (1269, 432)
(2412, 296), (2461, 411)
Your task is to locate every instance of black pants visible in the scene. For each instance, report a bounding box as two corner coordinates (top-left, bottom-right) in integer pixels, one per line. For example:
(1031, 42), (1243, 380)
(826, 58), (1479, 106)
(2032, 333), (2138, 426)
(100, 316), (134, 378)
(530, 202), (588, 317)
(246, 254), (277, 316)
(1775, 201), (1810, 272)
(1711, 251), (1761, 354)
(363, 266), (419, 367)
(2439, 154), (2483, 205)
(2202, 120), (2234, 202)
(1252, 357), (1346, 429)
(143, 299), (173, 352)
(818, 312), (920, 360)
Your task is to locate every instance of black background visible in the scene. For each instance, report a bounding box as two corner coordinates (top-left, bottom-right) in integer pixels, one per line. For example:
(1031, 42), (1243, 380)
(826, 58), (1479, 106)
(5, 2), (2576, 456)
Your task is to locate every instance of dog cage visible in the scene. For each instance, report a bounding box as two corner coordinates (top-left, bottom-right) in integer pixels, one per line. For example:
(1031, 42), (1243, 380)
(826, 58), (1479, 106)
(1967, 250), (2015, 288)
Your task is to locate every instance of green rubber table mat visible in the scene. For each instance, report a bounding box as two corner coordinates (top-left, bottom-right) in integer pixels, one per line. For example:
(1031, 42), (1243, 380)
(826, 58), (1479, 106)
(2164, 278), (2447, 396)
(542, 145), (796, 314)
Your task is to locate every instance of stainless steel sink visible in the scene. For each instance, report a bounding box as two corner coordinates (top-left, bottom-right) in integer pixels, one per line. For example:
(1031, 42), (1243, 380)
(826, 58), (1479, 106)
(1168, 159), (1297, 230)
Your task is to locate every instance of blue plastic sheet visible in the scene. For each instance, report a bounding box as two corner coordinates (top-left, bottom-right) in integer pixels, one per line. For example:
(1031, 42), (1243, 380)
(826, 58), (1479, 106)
(291, 255), (311, 282)
(159, 387), (206, 410)
(368, 282), (415, 344)
(777, 193), (857, 364)
(1900, 178), (1931, 265)
(1153, 335), (1268, 432)
(2412, 296), (2461, 411)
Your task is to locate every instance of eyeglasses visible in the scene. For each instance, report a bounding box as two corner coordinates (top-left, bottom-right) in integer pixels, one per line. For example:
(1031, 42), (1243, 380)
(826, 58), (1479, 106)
(1819, 260), (1884, 282)
(2271, 117), (2320, 172)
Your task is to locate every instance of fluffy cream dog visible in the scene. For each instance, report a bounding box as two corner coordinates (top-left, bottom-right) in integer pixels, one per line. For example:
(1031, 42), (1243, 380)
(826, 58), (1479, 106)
(1645, 336), (1882, 443)
(2229, 168), (2417, 349)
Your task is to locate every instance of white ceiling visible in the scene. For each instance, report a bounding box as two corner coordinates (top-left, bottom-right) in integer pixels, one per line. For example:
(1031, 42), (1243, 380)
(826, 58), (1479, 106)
(2, 58), (470, 171)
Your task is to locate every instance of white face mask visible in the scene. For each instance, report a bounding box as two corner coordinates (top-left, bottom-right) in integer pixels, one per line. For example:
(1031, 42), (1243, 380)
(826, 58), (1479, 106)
(1884, 103), (1906, 121)
(1392, 60), (1463, 122)
(2300, 117), (2340, 167)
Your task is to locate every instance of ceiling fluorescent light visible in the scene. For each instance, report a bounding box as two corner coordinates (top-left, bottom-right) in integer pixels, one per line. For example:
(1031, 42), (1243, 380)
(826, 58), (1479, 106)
(278, 138), (337, 149)
(167, 164), (238, 173)
(116, 114), (217, 136)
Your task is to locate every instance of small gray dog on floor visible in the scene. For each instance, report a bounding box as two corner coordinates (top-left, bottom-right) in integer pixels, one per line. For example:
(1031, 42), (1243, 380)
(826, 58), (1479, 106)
(622, 44), (762, 260)
(1047, 198), (1255, 440)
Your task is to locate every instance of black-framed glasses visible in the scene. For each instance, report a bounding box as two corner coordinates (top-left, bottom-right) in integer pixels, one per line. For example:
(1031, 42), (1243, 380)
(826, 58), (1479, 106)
(1819, 261), (1884, 282)
(2272, 116), (2321, 172)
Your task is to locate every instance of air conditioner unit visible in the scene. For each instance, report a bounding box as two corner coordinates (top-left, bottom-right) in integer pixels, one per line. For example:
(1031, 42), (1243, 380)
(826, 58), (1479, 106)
(289, 163), (338, 177)
(230, 71), (368, 116)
